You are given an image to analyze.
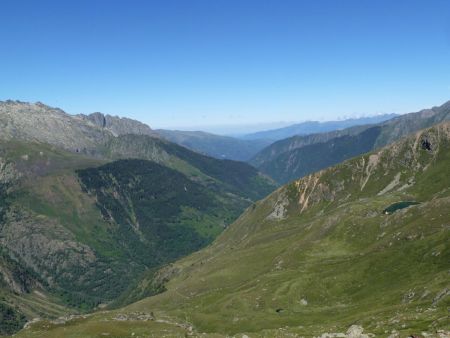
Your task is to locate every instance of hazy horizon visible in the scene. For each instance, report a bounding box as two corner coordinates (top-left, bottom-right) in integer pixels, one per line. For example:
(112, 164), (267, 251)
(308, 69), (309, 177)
(155, 112), (401, 135)
(1, 0), (449, 129)
(1, 97), (405, 135)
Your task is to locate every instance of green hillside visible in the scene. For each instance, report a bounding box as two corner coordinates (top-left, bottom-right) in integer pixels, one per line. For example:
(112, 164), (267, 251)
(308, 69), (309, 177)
(102, 134), (276, 201)
(0, 136), (275, 335)
(18, 122), (450, 337)
(155, 129), (273, 161)
(0, 101), (276, 202)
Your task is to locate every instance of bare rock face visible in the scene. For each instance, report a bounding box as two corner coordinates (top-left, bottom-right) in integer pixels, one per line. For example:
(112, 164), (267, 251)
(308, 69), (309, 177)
(0, 208), (98, 288)
(317, 325), (372, 338)
(84, 112), (107, 128)
(0, 157), (21, 221)
(0, 101), (110, 153)
(346, 325), (370, 338)
(0, 101), (157, 155)
(79, 112), (157, 137)
(0, 255), (40, 294)
(0, 158), (101, 299)
(0, 157), (21, 188)
(266, 190), (289, 220)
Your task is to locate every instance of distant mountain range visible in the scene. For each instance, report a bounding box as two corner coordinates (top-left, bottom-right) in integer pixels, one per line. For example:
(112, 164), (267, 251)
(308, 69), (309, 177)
(240, 113), (398, 141)
(155, 115), (398, 161)
(250, 101), (450, 183)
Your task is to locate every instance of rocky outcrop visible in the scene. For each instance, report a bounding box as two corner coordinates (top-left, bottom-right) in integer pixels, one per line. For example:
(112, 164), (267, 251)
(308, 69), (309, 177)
(318, 325), (373, 338)
(0, 252), (41, 294)
(0, 101), (157, 155)
(0, 101), (110, 154)
(266, 190), (289, 220)
(0, 157), (21, 185)
(0, 157), (21, 222)
(79, 112), (156, 137)
(0, 208), (97, 288)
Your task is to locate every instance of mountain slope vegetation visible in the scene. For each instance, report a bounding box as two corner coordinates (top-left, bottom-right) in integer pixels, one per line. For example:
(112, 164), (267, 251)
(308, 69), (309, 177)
(0, 101), (275, 334)
(18, 122), (450, 337)
(258, 126), (382, 184)
(155, 129), (273, 161)
(0, 100), (276, 198)
(0, 140), (272, 333)
(101, 134), (276, 201)
(251, 100), (450, 183)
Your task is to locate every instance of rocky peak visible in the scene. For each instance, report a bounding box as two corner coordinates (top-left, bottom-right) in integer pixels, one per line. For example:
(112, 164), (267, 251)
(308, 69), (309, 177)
(0, 100), (161, 155)
(85, 112), (107, 128)
(78, 112), (156, 137)
(0, 100), (27, 106)
(0, 101), (111, 153)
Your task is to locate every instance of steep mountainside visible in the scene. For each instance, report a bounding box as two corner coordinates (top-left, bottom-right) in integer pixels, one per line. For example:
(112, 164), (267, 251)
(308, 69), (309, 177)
(0, 101), (275, 334)
(250, 124), (371, 168)
(258, 126), (382, 183)
(0, 140), (271, 332)
(0, 101), (275, 197)
(77, 112), (157, 137)
(242, 114), (397, 141)
(374, 100), (450, 147)
(99, 134), (276, 201)
(155, 129), (272, 161)
(20, 122), (450, 337)
(0, 101), (110, 155)
(251, 100), (450, 183)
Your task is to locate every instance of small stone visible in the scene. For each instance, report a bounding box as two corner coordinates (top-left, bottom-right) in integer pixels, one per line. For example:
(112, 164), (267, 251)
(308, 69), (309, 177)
(437, 330), (450, 338)
(347, 325), (369, 338)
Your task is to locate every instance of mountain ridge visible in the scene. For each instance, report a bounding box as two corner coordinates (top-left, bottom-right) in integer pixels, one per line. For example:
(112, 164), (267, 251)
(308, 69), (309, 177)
(155, 129), (272, 161)
(0, 100), (275, 195)
(241, 113), (398, 141)
(77, 112), (157, 137)
(251, 100), (450, 183)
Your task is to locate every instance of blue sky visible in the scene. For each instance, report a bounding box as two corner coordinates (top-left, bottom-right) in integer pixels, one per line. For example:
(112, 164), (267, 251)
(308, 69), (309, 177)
(1, 0), (449, 132)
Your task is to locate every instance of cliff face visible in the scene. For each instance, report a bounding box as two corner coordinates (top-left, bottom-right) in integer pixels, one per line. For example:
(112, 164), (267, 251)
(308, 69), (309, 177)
(0, 101), (158, 156)
(78, 112), (157, 137)
(0, 101), (110, 154)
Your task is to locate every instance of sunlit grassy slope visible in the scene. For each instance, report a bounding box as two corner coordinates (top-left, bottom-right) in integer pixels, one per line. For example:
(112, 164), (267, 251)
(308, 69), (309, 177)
(16, 123), (450, 337)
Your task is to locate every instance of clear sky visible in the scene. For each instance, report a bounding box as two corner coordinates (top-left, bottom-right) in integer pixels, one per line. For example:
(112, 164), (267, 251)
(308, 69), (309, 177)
(1, 0), (449, 131)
